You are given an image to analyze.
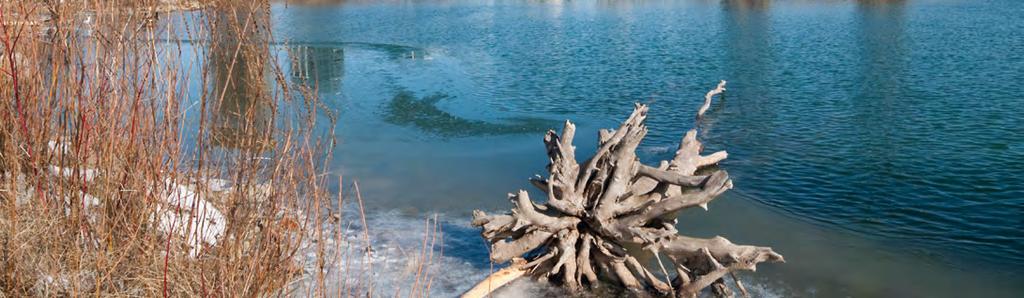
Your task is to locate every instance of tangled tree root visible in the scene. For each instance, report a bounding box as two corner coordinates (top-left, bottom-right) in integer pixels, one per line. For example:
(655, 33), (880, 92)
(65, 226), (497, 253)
(470, 81), (783, 297)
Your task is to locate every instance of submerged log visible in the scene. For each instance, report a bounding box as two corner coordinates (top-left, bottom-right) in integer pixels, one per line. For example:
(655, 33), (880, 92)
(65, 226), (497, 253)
(469, 81), (783, 297)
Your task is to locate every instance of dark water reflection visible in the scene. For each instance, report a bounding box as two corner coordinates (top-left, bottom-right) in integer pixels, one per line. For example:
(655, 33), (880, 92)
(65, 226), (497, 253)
(208, 7), (276, 151)
(241, 0), (1024, 296)
(290, 46), (345, 94)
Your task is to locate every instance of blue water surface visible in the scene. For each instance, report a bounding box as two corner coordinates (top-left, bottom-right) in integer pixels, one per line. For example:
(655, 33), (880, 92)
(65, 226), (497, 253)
(260, 0), (1023, 296)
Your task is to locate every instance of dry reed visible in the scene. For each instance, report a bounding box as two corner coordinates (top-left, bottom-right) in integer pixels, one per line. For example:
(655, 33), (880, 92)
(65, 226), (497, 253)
(0, 0), (438, 296)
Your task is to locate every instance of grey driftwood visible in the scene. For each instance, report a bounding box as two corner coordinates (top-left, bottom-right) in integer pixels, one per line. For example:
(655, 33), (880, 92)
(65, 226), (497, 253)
(470, 81), (783, 297)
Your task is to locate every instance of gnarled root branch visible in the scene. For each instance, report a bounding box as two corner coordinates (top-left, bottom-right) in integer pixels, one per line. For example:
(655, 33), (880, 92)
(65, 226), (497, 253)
(470, 81), (783, 297)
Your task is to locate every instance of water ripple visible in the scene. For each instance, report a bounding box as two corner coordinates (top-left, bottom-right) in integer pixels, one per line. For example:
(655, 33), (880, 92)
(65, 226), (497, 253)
(271, 0), (1024, 272)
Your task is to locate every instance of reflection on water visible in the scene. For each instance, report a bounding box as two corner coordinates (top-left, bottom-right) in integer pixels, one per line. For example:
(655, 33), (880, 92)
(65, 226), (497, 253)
(857, 0), (906, 95)
(290, 46), (345, 94)
(209, 6), (274, 151)
(719, 0), (772, 137)
(723, 0), (771, 11)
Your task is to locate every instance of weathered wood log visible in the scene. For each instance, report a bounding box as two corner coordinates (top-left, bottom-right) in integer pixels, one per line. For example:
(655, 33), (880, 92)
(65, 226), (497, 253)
(470, 81), (783, 297)
(460, 258), (528, 298)
(697, 80), (728, 119)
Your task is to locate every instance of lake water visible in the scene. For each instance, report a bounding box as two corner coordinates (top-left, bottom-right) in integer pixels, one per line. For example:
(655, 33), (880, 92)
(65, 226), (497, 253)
(183, 0), (1024, 296)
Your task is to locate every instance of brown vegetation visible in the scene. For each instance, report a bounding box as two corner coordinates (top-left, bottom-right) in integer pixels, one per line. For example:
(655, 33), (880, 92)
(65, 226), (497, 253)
(0, 0), (437, 296)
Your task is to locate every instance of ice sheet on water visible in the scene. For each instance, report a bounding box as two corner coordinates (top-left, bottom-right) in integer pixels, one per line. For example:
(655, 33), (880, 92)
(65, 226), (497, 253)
(292, 208), (507, 297)
(292, 208), (784, 297)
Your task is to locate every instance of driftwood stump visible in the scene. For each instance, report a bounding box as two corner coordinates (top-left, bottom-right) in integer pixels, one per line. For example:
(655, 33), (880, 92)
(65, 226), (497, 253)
(470, 81), (783, 297)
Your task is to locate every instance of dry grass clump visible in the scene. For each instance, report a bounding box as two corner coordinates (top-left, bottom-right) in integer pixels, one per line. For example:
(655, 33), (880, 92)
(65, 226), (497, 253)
(0, 0), (436, 296)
